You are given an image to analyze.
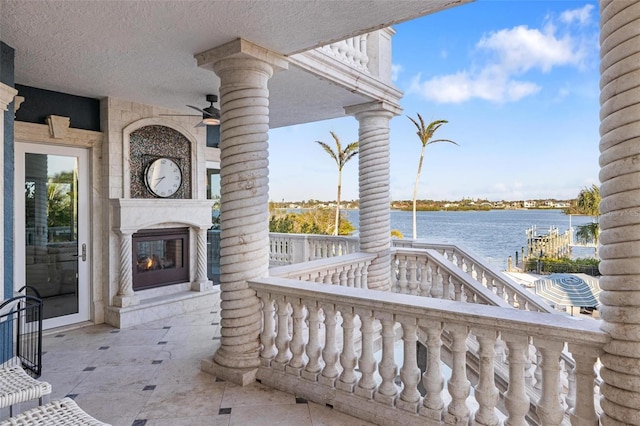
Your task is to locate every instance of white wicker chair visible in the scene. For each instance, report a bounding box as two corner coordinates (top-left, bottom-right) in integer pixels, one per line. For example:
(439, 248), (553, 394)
(0, 366), (51, 418)
(0, 397), (110, 425)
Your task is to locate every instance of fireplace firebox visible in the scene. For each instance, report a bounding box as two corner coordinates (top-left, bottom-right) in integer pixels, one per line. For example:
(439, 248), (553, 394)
(132, 227), (189, 290)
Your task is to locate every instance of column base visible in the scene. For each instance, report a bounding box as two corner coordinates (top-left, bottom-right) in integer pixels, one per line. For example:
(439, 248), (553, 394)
(112, 293), (139, 307)
(191, 280), (213, 292)
(201, 358), (257, 386)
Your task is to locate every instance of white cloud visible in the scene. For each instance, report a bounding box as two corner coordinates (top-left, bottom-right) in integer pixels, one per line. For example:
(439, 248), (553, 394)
(477, 25), (586, 73)
(408, 5), (596, 104)
(560, 4), (595, 26)
(410, 68), (540, 104)
(391, 64), (403, 82)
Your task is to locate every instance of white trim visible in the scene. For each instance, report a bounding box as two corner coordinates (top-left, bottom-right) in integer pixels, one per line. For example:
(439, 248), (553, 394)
(14, 143), (91, 329)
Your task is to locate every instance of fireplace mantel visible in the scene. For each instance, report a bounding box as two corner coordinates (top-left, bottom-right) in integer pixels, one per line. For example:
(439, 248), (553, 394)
(111, 198), (213, 233)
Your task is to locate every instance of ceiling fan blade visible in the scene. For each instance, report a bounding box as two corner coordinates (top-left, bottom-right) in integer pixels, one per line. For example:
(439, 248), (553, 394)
(159, 113), (201, 117)
(187, 105), (208, 115)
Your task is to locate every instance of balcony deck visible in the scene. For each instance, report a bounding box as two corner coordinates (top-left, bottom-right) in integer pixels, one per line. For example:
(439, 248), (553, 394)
(1, 294), (372, 426)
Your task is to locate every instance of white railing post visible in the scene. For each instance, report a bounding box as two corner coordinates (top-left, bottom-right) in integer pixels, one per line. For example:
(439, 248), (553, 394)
(355, 308), (377, 399)
(472, 328), (500, 426)
(301, 301), (322, 381)
(503, 333), (531, 426)
(444, 323), (471, 425)
(319, 303), (339, 387)
(568, 345), (600, 426)
(397, 316), (421, 413)
(286, 297), (306, 375)
(258, 293), (276, 366)
(374, 313), (398, 405)
(420, 321), (445, 420)
(273, 296), (292, 370)
(337, 308), (358, 392)
(534, 339), (564, 426)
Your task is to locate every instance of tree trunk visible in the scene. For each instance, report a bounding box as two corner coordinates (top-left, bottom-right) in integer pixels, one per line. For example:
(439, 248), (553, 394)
(412, 145), (426, 240)
(335, 169), (342, 236)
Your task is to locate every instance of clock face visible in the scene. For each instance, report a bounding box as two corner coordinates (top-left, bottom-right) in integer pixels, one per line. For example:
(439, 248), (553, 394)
(145, 158), (182, 198)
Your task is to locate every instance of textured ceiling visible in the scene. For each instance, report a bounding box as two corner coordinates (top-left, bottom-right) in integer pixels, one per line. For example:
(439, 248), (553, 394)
(1, 0), (467, 127)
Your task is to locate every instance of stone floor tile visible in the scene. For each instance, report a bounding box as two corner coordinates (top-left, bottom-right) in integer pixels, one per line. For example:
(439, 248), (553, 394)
(143, 416), (230, 426)
(221, 381), (297, 407)
(38, 370), (91, 399)
(73, 364), (160, 393)
(307, 401), (377, 425)
(149, 357), (216, 386)
(228, 403), (312, 426)
(73, 390), (151, 421)
(137, 380), (226, 419)
(93, 344), (171, 366)
(41, 349), (102, 373)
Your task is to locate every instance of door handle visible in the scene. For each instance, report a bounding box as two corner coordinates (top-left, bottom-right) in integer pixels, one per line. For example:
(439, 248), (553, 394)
(73, 243), (87, 261)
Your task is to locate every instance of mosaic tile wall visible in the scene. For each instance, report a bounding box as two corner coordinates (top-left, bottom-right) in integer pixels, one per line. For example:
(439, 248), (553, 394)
(129, 125), (191, 199)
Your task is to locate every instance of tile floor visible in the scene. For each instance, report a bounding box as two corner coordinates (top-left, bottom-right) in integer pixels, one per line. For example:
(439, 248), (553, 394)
(4, 295), (375, 426)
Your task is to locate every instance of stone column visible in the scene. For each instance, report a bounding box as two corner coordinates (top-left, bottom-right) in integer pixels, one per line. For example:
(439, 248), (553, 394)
(113, 230), (138, 307)
(346, 101), (401, 291)
(0, 84), (17, 301)
(191, 226), (213, 291)
(196, 39), (288, 385)
(599, 1), (640, 424)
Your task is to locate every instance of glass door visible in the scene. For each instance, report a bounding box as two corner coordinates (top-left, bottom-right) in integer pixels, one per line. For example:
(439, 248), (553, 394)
(15, 143), (90, 328)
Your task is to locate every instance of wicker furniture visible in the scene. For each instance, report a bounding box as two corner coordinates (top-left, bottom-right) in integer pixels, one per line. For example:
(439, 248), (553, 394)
(0, 398), (110, 425)
(0, 366), (51, 417)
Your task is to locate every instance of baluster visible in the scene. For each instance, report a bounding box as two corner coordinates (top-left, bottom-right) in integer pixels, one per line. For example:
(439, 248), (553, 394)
(347, 266), (355, 287)
(506, 288), (516, 307)
(430, 265), (443, 298)
(444, 323), (471, 425)
(323, 270), (333, 284)
(407, 257), (419, 295)
(285, 297), (306, 375)
(495, 281), (505, 299)
(258, 293), (276, 366)
(463, 286), (475, 304)
(473, 329), (500, 426)
(336, 309), (357, 392)
(503, 333), (530, 426)
(567, 345), (600, 426)
(457, 255), (465, 272)
(564, 360), (576, 414)
(524, 338), (534, 386)
(339, 267), (348, 286)
(301, 301), (322, 381)
(419, 258), (430, 296)
(354, 264), (363, 288)
(534, 339), (564, 426)
(452, 277), (463, 302)
(396, 316), (421, 413)
(398, 256), (408, 294)
(355, 309), (377, 398)
(441, 271), (451, 300)
(361, 264), (369, 289)
(319, 303), (339, 386)
(533, 349), (543, 391)
(272, 297), (292, 370)
(420, 322), (444, 420)
(374, 313), (398, 405)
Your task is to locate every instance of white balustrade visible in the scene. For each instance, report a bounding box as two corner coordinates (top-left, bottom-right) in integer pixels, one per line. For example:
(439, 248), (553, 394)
(252, 277), (607, 426)
(319, 35), (370, 73)
(270, 252), (374, 288)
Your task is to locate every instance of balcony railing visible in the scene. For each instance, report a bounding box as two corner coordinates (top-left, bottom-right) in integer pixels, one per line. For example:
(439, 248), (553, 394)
(250, 275), (608, 425)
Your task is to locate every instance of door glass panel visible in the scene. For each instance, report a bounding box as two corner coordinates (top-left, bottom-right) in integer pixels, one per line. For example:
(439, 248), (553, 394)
(24, 153), (79, 320)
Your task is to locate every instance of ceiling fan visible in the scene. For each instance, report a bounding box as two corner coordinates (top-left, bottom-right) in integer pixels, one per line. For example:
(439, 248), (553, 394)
(160, 94), (220, 127)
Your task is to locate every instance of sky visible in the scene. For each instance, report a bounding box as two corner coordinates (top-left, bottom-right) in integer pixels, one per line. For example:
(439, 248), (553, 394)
(267, 0), (601, 203)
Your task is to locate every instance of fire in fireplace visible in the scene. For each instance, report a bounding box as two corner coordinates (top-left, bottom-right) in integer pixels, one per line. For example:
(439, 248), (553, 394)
(132, 227), (189, 290)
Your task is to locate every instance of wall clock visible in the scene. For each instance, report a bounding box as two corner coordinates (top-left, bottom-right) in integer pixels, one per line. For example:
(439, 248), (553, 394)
(144, 157), (182, 198)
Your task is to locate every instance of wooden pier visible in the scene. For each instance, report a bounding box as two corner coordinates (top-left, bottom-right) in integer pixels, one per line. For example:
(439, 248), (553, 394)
(525, 225), (571, 259)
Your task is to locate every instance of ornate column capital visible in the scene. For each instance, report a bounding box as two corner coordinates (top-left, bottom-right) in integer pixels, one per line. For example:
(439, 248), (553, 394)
(345, 100), (402, 118)
(196, 38), (289, 73)
(0, 83), (18, 111)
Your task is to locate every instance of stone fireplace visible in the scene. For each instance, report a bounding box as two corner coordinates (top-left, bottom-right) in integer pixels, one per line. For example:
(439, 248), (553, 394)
(106, 198), (214, 328)
(132, 227), (189, 291)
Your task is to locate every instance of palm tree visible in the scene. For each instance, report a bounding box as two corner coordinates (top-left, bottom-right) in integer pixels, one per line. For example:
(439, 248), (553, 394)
(407, 114), (458, 239)
(315, 131), (358, 235)
(573, 185), (600, 256)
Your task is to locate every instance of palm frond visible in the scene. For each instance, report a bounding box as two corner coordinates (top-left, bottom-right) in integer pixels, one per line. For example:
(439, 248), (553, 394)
(427, 138), (459, 146)
(315, 141), (338, 165)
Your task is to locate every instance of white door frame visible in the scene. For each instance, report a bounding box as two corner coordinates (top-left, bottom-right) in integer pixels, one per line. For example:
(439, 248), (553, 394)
(14, 142), (91, 329)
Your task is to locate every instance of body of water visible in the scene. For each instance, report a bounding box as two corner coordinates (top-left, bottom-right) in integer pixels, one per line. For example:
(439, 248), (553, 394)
(346, 209), (596, 269)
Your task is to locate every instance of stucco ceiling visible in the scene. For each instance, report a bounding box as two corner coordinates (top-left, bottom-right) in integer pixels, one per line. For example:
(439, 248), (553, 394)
(1, 0), (467, 128)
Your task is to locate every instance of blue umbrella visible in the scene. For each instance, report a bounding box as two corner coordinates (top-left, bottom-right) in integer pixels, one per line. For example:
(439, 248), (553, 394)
(534, 273), (600, 308)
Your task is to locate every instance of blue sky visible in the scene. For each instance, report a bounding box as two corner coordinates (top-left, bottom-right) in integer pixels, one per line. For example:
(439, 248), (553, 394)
(268, 0), (600, 202)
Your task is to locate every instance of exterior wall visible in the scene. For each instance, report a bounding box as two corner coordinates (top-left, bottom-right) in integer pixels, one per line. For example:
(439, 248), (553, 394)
(1, 42), (15, 301)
